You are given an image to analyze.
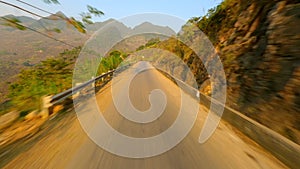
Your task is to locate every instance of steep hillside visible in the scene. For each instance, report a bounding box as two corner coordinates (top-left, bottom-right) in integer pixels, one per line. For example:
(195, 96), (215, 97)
(0, 15), (175, 103)
(155, 0), (300, 144)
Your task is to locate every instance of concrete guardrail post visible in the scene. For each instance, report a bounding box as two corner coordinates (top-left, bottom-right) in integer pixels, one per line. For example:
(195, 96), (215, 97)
(40, 95), (53, 119)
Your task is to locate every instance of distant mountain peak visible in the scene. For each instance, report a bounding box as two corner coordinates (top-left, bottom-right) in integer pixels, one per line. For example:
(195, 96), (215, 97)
(55, 11), (65, 15)
(3, 14), (15, 18)
(135, 22), (154, 28)
(46, 11), (67, 20)
(132, 22), (176, 36)
(140, 21), (153, 25)
(2, 15), (37, 26)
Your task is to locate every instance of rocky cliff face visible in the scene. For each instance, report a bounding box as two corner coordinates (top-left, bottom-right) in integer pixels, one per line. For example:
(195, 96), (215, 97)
(157, 0), (300, 144)
(218, 0), (300, 144)
(210, 0), (300, 143)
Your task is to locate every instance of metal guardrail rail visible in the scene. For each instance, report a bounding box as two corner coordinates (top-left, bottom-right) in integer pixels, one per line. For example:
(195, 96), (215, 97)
(50, 70), (115, 105)
(158, 70), (300, 169)
(47, 66), (300, 168)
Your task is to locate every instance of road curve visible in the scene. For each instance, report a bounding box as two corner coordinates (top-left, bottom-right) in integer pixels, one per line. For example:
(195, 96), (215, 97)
(3, 62), (287, 169)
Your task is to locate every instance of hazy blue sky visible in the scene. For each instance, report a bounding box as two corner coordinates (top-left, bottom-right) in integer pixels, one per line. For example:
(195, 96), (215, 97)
(0, 0), (222, 30)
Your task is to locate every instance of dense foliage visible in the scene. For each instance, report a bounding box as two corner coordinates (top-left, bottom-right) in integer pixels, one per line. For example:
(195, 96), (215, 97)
(186, 0), (241, 45)
(136, 38), (160, 51)
(3, 47), (126, 113)
(97, 50), (127, 74)
(8, 47), (80, 112)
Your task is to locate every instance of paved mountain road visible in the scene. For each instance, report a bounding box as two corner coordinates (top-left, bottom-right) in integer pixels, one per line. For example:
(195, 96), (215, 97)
(2, 63), (287, 169)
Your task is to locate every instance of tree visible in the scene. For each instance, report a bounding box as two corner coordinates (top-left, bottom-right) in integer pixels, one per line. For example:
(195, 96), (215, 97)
(8, 47), (81, 112)
(97, 51), (126, 75)
(0, 0), (104, 33)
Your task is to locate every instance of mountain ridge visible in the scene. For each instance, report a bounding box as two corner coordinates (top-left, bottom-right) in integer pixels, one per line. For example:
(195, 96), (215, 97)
(0, 14), (176, 103)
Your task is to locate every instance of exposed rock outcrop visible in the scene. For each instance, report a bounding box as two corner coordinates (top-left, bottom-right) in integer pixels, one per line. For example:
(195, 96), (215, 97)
(158, 0), (300, 144)
(219, 0), (300, 144)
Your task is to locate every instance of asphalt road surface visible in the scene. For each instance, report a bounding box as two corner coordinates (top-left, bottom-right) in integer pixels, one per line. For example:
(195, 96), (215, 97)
(3, 62), (287, 169)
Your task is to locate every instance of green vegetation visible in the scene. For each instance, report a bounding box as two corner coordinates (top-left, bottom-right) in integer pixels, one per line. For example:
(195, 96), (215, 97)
(186, 0), (240, 44)
(0, 0), (239, 115)
(97, 50), (127, 75)
(0, 101), (12, 116)
(0, 50), (9, 55)
(0, 46), (127, 114)
(7, 47), (80, 112)
(136, 38), (160, 51)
